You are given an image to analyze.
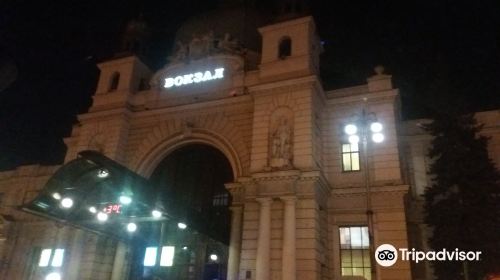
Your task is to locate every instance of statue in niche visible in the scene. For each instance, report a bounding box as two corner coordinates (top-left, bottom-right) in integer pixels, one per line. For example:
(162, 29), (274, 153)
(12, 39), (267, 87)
(270, 117), (293, 168)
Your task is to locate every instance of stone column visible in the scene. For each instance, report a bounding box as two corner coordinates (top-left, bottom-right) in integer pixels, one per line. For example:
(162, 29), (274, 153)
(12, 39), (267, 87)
(255, 197), (272, 280)
(227, 206), (243, 280)
(281, 196), (296, 280)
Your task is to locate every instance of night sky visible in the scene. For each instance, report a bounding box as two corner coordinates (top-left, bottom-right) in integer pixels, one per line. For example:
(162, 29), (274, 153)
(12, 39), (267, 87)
(1, 0), (499, 170)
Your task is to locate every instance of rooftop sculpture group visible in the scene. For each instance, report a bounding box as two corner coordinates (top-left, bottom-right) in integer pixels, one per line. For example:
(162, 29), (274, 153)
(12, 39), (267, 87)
(168, 31), (243, 63)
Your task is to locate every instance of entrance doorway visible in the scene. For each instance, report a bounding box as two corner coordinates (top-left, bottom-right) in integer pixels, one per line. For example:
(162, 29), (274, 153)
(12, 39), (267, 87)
(130, 144), (234, 280)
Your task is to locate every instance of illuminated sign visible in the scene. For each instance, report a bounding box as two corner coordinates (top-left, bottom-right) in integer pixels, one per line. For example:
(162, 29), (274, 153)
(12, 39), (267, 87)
(103, 204), (122, 214)
(164, 68), (224, 88)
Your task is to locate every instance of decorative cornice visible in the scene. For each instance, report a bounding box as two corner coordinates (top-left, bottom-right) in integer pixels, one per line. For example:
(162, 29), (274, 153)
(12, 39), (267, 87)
(77, 108), (132, 122)
(251, 169), (301, 182)
(97, 55), (141, 68)
(331, 185), (409, 197)
(326, 89), (398, 106)
(226, 182), (245, 205)
(247, 75), (318, 94)
(258, 16), (314, 33)
(297, 170), (322, 181)
(225, 182), (244, 195)
(255, 197), (273, 204)
(133, 94), (252, 118)
(280, 195), (297, 203)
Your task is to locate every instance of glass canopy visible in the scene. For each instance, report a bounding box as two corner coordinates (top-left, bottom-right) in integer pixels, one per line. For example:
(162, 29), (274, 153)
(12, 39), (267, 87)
(21, 150), (230, 244)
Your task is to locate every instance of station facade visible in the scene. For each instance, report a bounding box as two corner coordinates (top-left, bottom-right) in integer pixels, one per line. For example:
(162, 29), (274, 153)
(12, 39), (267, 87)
(0, 12), (498, 280)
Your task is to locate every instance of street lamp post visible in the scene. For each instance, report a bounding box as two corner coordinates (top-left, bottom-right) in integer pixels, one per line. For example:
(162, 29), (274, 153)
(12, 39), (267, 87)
(344, 108), (384, 280)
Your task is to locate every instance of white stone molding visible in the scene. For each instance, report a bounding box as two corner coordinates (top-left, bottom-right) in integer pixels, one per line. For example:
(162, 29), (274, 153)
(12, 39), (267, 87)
(247, 77), (316, 96)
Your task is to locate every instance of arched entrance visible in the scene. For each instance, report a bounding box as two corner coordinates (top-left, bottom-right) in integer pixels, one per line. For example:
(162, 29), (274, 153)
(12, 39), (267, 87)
(130, 144), (234, 280)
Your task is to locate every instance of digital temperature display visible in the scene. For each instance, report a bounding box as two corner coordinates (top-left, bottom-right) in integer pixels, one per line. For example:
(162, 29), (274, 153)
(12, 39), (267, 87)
(103, 204), (122, 214)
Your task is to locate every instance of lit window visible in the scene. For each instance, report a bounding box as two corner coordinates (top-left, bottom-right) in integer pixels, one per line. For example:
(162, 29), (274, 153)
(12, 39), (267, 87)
(144, 246), (176, 267)
(342, 143), (360, 171)
(160, 246), (175, 267)
(339, 226), (371, 279)
(144, 247), (158, 267)
(38, 248), (65, 267)
(51, 249), (65, 267)
(39, 249), (52, 267)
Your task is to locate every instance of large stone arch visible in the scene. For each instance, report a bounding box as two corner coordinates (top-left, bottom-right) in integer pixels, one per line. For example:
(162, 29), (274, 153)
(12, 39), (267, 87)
(135, 129), (243, 178)
(129, 113), (249, 178)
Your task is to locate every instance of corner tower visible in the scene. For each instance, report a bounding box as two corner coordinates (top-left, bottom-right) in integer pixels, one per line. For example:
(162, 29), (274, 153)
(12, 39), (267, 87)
(64, 18), (153, 164)
(258, 16), (321, 81)
(237, 15), (328, 280)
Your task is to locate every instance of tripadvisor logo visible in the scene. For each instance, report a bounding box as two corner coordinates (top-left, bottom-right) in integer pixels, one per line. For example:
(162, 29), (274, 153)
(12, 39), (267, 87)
(375, 244), (398, 267)
(375, 244), (482, 267)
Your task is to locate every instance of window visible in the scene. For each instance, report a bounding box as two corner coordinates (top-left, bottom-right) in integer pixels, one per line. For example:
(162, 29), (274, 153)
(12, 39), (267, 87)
(339, 226), (371, 280)
(143, 246), (175, 267)
(143, 247), (158, 266)
(212, 192), (229, 207)
(342, 143), (360, 171)
(26, 247), (66, 279)
(38, 248), (65, 267)
(278, 37), (292, 59)
(159, 246), (175, 267)
(109, 72), (120, 92)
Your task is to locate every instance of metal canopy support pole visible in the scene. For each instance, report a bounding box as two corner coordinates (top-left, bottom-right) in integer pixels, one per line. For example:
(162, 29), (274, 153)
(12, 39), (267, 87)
(360, 108), (376, 280)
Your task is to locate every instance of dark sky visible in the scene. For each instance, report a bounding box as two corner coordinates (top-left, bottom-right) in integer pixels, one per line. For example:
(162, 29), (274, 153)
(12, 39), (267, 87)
(0, 0), (499, 170)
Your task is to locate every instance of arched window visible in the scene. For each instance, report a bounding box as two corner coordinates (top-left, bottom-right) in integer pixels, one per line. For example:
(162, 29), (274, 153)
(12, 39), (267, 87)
(109, 72), (120, 92)
(278, 37), (292, 59)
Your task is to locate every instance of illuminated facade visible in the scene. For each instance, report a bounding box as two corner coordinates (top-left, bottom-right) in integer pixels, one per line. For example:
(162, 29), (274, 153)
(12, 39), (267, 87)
(0, 10), (498, 280)
(0, 14), (409, 280)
